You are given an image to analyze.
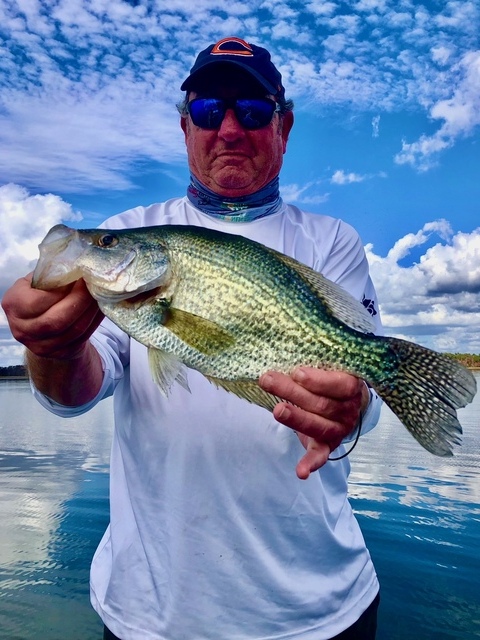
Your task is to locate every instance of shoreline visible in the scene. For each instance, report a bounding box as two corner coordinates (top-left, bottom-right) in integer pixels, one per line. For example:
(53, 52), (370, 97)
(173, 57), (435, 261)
(2, 366), (480, 380)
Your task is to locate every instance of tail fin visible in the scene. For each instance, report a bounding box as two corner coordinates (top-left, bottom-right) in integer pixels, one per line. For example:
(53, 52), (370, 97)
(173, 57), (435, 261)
(373, 338), (477, 456)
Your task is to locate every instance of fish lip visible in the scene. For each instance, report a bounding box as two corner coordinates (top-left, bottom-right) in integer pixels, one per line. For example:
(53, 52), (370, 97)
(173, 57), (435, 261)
(37, 224), (75, 253)
(91, 284), (163, 305)
(32, 225), (80, 289)
(88, 271), (169, 303)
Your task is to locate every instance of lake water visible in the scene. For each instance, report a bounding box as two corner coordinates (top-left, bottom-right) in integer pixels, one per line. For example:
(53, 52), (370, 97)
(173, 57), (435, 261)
(0, 377), (479, 640)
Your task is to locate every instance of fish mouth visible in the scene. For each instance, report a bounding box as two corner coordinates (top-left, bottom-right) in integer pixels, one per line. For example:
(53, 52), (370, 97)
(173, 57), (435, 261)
(93, 285), (164, 307)
(87, 279), (160, 304)
(32, 224), (84, 289)
(33, 224), (171, 301)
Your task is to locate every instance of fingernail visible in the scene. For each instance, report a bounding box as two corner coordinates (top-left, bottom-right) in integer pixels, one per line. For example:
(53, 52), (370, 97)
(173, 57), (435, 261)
(276, 404), (291, 420)
(260, 373), (273, 389)
(293, 368), (306, 382)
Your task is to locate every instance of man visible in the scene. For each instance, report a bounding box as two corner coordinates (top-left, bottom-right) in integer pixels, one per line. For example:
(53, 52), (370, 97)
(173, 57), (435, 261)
(2, 37), (382, 640)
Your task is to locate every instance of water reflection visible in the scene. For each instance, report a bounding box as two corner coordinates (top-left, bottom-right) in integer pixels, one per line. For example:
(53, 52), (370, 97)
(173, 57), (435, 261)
(0, 380), (113, 639)
(350, 402), (480, 507)
(0, 377), (479, 640)
(349, 380), (480, 640)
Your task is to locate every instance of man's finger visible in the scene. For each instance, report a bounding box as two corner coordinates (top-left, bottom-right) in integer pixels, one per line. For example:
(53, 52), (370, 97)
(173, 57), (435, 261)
(260, 371), (360, 421)
(295, 441), (331, 479)
(272, 401), (345, 442)
(291, 367), (363, 400)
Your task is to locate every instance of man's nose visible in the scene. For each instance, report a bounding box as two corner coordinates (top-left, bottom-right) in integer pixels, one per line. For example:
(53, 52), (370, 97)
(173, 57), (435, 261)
(217, 108), (246, 141)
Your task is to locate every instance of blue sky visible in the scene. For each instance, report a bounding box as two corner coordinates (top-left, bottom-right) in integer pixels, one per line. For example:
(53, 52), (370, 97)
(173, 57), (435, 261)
(1, 0), (479, 364)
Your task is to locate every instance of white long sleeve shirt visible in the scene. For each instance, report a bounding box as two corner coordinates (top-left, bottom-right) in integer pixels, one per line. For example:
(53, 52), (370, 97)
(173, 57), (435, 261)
(36, 197), (382, 640)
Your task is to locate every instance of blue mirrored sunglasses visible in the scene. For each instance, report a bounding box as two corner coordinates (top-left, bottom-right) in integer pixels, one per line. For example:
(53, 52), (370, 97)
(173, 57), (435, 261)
(186, 97), (281, 130)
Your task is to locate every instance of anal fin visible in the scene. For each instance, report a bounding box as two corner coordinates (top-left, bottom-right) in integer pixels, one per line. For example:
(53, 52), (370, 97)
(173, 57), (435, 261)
(205, 376), (280, 412)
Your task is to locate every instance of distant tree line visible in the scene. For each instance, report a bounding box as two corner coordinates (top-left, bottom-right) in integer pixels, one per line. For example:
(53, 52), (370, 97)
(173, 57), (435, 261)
(0, 364), (27, 377)
(0, 353), (479, 378)
(447, 353), (480, 368)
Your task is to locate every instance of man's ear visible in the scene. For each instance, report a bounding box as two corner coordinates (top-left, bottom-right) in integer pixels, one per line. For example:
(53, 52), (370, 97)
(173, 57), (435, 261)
(180, 116), (188, 139)
(281, 111), (294, 153)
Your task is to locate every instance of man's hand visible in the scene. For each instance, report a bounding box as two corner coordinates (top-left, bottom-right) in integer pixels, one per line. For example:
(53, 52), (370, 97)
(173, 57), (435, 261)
(1, 274), (105, 405)
(259, 368), (369, 480)
(2, 274), (104, 360)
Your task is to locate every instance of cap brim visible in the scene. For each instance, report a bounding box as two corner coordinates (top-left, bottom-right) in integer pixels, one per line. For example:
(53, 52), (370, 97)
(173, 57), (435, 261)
(180, 59), (278, 95)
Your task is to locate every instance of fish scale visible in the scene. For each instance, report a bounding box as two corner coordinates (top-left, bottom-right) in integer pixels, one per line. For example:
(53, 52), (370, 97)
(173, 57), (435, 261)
(32, 223), (477, 457)
(166, 237), (346, 373)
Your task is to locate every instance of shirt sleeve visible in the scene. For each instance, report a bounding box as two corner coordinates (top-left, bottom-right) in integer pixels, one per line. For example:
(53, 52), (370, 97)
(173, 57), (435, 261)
(341, 385), (382, 443)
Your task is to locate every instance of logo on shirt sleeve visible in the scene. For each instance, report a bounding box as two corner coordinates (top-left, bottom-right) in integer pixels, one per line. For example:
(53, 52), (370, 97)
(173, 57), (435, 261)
(362, 295), (377, 316)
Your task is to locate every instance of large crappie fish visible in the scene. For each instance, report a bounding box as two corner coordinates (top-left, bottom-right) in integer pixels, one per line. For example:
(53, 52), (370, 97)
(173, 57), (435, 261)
(32, 223), (476, 457)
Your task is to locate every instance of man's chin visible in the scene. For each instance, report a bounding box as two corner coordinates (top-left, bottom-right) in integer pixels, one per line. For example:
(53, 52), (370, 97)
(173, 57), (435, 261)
(207, 169), (258, 197)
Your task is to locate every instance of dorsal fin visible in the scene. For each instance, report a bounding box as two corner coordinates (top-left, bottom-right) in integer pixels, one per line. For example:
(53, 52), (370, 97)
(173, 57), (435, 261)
(269, 249), (376, 334)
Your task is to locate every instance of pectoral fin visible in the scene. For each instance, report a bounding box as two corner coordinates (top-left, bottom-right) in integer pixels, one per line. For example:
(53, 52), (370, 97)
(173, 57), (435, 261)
(164, 307), (235, 355)
(148, 348), (190, 395)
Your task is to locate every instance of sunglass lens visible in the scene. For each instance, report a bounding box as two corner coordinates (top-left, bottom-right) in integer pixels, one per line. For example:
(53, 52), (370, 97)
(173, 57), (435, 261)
(188, 99), (225, 129)
(187, 98), (277, 130)
(235, 99), (276, 129)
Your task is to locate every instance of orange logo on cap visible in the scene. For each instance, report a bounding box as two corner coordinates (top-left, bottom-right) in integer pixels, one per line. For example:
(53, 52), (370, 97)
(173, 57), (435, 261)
(211, 37), (253, 56)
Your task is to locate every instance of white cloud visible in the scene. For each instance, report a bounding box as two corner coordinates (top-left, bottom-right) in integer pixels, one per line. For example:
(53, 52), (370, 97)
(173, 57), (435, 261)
(330, 169), (387, 185)
(418, 229), (480, 295)
(394, 50), (480, 170)
(387, 11), (412, 29)
(434, 0), (478, 29)
(280, 182), (330, 205)
(354, 0), (388, 13)
(323, 33), (348, 54)
(305, 1), (338, 18)
(366, 221), (480, 352)
(0, 183), (82, 364)
(0, 183), (81, 275)
(385, 219), (453, 263)
(331, 170), (366, 184)
(271, 20), (310, 43)
(0, 0), (478, 190)
(0, 338), (24, 366)
(431, 45), (453, 65)
(328, 13), (361, 35)
(0, 73), (186, 192)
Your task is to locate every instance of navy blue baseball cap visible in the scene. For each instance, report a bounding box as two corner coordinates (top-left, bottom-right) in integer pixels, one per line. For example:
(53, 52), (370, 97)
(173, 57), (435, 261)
(181, 37), (285, 97)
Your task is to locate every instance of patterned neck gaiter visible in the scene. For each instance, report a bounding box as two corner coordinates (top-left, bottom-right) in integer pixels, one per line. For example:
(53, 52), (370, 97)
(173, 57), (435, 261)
(187, 174), (283, 223)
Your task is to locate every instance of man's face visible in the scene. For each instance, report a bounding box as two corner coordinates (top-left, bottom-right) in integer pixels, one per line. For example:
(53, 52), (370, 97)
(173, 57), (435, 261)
(180, 74), (294, 197)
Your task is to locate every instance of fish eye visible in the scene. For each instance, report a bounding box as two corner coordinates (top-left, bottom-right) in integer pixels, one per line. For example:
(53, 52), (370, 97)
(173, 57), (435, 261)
(98, 233), (118, 248)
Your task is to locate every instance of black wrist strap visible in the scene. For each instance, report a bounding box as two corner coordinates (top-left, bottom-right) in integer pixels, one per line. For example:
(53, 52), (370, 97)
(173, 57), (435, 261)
(328, 413), (363, 461)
